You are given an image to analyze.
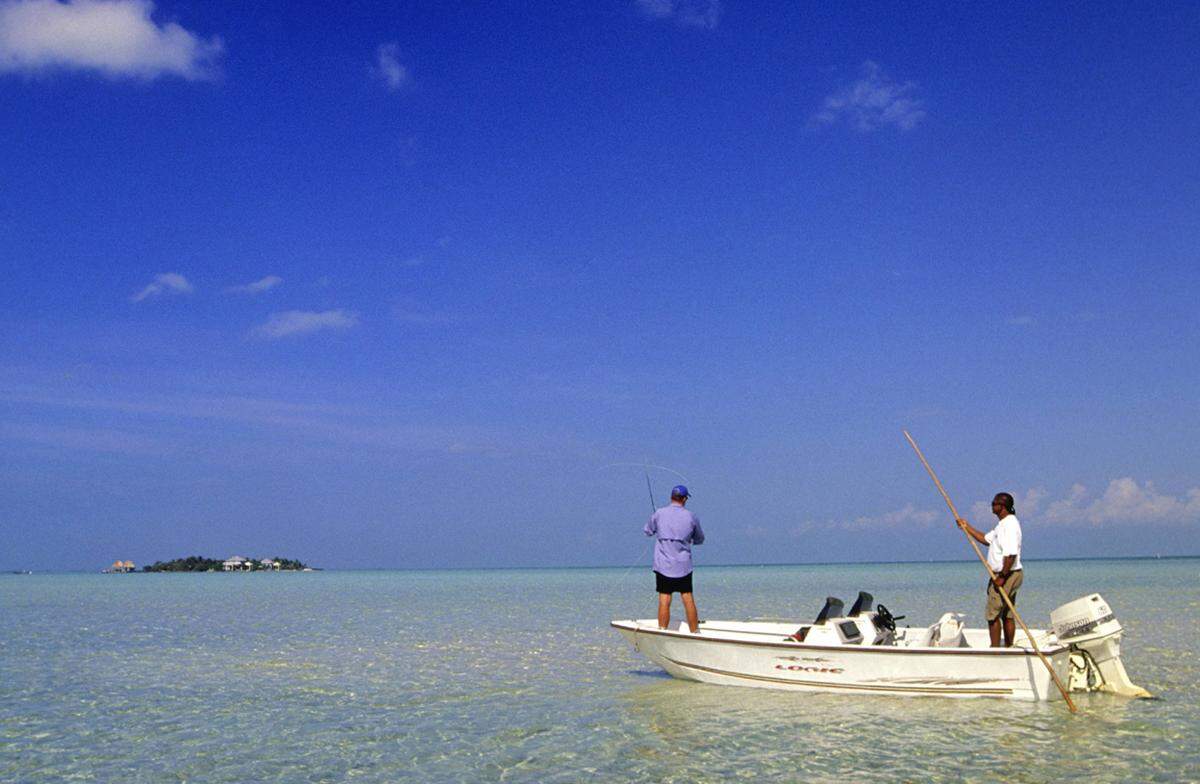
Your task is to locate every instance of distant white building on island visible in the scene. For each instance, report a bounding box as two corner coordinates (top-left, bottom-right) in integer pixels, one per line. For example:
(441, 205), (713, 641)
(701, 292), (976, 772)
(108, 560), (135, 573)
(222, 556), (251, 571)
(259, 558), (280, 570)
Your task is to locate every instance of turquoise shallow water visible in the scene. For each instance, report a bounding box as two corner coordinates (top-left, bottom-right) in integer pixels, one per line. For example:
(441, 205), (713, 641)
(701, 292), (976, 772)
(2, 559), (1198, 782)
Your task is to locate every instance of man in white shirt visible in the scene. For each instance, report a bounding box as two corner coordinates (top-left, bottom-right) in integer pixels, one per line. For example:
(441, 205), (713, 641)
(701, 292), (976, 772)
(956, 492), (1024, 647)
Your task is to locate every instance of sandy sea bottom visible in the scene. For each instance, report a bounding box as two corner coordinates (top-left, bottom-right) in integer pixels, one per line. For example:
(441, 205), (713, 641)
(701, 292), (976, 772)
(2, 559), (1198, 782)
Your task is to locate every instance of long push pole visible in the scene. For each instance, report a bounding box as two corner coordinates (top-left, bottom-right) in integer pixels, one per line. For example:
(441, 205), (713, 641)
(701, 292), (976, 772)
(903, 430), (1077, 712)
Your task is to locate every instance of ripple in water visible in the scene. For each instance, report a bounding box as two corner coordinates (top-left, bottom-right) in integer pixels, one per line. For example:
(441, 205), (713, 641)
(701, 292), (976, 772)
(1, 560), (1197, 783)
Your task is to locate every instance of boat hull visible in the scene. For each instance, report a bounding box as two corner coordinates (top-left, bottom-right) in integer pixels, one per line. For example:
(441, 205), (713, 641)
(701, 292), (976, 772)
(613, 621), (1072, 701)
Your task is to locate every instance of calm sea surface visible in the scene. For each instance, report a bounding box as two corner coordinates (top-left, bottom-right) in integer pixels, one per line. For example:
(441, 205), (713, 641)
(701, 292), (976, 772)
(2, 559), (1198, 783)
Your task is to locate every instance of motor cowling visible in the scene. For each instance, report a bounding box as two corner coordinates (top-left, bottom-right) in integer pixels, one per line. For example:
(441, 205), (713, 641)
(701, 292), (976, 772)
(1050, 593), (1150, 698)
(1050, 593), (1123, 660)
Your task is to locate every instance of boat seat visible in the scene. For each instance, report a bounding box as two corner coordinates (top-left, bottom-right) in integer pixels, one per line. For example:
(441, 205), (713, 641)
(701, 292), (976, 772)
(917, 612), (969, 647)
(789, 596), (844, 641)
(813, 596), (844, 625)
(848, 591), (873, 617)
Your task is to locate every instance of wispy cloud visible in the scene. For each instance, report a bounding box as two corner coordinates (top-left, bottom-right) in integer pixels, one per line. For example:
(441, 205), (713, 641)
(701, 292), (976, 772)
(850, 503), (939, 530)
(227, 275), (282, 295)
(969, 479), (1200, 527)
(0, 387), (367, 428)
(392, 297), (454, 325)
(374, 41), (408, 90)
(0, 421), (162, 454)
(634, 0), (720, 29)
(0, 387), (523, 458)
(394, 309), (454, 325)
(254, 309), (358, 339)
(0, 0), (222, 80)
(815, 61), (925, 132)
(131, 272), (192, 302)
(791, 503), (939, 535)
(738, 523), (772, 539)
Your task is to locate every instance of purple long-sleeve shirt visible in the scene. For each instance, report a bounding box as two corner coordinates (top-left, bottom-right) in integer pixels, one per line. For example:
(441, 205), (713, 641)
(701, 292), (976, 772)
(644, 503), (704, 578)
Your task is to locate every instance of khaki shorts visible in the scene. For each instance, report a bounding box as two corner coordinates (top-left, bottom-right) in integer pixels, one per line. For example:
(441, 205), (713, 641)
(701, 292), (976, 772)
(985, 570), (1023, 621)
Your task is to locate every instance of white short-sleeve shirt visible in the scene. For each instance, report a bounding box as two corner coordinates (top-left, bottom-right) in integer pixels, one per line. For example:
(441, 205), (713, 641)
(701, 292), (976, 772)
(984, 514), (1023, 572)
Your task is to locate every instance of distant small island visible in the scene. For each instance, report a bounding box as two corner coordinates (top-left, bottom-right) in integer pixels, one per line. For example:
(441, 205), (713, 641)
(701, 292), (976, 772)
(142, 555), (312, 572)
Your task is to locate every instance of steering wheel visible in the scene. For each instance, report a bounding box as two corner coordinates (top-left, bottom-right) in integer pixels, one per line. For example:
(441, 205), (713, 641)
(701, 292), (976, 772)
(875, 604), (897, 632)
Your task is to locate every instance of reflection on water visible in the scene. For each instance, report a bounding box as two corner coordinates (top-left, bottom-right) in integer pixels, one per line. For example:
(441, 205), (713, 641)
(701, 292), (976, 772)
(615, 677), (1180, 783)
(1, 560), (1197, 783)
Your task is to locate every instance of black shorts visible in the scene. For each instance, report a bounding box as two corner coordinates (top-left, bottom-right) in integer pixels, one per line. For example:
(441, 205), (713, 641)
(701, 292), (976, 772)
(655, 571), (693, 594)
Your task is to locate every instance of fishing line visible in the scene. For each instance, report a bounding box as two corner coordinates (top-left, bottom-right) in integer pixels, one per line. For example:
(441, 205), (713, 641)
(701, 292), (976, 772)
(603, 462), (691, 487)
(618, 463), (657, 583)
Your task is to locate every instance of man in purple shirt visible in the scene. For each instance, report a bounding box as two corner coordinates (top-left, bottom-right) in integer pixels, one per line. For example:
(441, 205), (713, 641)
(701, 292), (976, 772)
(644, 485), (705, 632)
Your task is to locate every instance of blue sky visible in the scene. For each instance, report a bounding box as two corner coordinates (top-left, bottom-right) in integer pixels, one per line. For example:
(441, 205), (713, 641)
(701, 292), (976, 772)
(2, 0), (1198, 571)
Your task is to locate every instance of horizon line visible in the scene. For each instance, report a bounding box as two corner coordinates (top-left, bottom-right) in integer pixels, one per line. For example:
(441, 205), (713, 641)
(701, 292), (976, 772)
(8, 553), (1198, 575)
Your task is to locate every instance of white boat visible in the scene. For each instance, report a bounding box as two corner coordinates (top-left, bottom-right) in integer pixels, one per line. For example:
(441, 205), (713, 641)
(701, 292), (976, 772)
(612, 592), (1149, 701)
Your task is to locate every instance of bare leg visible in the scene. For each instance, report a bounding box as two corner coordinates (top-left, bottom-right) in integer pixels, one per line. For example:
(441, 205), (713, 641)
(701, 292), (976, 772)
(1002, 616), (1016, 647)
(681, 592), (699, 633)
(657, 592), (672, 629)
(988, 618), (1002, 647)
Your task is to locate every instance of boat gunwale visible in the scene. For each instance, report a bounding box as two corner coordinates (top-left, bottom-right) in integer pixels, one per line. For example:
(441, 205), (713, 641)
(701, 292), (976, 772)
(610, 620), (1069, 657)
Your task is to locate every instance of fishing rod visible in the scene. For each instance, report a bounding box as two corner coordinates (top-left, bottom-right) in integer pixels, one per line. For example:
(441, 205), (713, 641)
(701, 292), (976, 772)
(644, 467), (656, 513)
(607, 460), (692, 582)
(621, 462), (658, 581)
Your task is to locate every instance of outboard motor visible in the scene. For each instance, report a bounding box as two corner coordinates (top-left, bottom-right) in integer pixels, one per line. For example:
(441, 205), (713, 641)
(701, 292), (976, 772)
(1050, 594), (1150, 697)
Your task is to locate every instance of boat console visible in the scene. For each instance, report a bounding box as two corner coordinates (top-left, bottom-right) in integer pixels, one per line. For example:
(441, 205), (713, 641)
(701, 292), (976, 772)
(790, 592), (897, 645)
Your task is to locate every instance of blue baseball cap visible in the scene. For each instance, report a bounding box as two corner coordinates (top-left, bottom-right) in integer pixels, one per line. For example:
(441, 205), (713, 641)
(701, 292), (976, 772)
(670, 485), (690, 499)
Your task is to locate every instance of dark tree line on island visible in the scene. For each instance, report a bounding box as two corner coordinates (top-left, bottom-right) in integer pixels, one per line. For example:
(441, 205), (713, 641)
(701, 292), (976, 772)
(142, 556), (310, 572)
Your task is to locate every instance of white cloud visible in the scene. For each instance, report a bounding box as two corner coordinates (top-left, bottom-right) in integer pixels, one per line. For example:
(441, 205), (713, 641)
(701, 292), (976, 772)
(254, 309), (358, 339)
(131, 272), (192, 302)
(1042, 484), (1085, 523)
(0, 0), (222, 80)
(969, 480), (1200, 527)
(969, 487), (1048, 526)
(816, 61), (925, 132)
(374, 41), (408, 90)
(227, 275), (282, 294)
(634, 0), (720, 29)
